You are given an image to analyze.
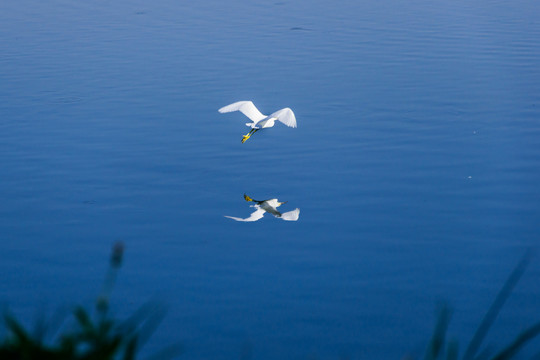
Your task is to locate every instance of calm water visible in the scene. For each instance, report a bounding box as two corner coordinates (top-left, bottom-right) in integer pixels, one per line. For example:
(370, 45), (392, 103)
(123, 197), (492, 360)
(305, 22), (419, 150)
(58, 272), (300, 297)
(1, 0), (540, 358)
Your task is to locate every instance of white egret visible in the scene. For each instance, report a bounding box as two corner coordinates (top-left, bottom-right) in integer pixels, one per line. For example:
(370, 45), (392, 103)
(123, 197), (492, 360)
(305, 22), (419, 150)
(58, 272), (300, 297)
(218, 101), (297, 143)
(225, 194), (300, 222)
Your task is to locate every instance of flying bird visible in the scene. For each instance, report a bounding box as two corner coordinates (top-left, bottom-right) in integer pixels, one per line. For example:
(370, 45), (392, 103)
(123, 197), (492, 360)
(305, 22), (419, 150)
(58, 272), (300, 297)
(218, 101), (297, 143)
(225, 194), (300, 222)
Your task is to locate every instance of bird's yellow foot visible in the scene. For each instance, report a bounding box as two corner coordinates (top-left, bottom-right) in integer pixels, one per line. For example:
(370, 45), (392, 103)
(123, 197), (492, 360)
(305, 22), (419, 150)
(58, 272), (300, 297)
(241, 134), (251, 143)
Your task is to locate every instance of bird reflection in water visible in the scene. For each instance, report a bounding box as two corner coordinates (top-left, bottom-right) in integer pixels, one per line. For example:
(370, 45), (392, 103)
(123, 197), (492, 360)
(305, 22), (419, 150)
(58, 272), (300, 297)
(225, 194), (300, 222)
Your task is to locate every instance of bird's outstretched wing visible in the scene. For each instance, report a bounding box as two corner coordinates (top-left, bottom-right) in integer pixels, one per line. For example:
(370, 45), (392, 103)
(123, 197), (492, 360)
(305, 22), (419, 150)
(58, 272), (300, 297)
(280, 208), (300, 221)
(218, 101), (266, 123)
(269, 108), (297, 128)
(224, 206), (265, 222)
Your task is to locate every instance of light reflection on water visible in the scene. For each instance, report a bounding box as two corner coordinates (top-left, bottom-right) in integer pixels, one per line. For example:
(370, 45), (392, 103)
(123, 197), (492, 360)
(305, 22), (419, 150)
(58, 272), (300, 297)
(1, 0), (540, 359)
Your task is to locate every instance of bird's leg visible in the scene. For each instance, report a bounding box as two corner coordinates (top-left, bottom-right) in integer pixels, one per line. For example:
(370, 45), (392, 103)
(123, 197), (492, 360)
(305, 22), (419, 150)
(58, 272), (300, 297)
(242, 128), (255, 143)
(241, 128), (259, 143)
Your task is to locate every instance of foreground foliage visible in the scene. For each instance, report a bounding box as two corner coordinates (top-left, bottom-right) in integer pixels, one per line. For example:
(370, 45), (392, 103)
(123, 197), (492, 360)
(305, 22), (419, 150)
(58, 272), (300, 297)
(0, 243), (180, 360)
(1, 246), (537, 359)
(422, 250), (540, 360)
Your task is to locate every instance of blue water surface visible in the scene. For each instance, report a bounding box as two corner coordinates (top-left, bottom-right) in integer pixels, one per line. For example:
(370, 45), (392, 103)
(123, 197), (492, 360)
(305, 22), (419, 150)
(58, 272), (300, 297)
(1, 0), (540, 359)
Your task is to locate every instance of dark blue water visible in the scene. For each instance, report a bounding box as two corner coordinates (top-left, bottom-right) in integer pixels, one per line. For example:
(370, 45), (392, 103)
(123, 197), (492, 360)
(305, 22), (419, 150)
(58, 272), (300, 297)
(2, 0), (540, 358)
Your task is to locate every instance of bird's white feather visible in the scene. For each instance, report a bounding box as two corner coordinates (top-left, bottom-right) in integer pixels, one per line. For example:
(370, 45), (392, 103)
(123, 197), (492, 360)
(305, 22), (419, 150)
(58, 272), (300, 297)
(280, 208), (300, 221)
(224, 206), (265, 222)
(269, 108), (297, 128)
(218, 101), (266, 123)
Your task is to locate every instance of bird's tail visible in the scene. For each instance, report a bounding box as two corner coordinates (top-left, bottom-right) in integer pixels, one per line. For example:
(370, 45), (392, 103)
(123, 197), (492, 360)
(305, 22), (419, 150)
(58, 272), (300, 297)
(244, 194), (254, 202)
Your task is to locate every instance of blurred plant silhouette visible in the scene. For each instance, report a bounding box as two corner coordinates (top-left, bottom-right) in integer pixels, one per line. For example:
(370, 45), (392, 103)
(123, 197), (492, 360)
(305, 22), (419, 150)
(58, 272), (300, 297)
(418, 249), (540, 360)
(2, 244), (537, 359)
(0, 242), (181, 360)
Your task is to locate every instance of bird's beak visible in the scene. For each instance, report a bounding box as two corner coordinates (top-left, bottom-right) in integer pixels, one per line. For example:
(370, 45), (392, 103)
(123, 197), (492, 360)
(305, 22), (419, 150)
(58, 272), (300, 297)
(280, 201), (288, 205)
